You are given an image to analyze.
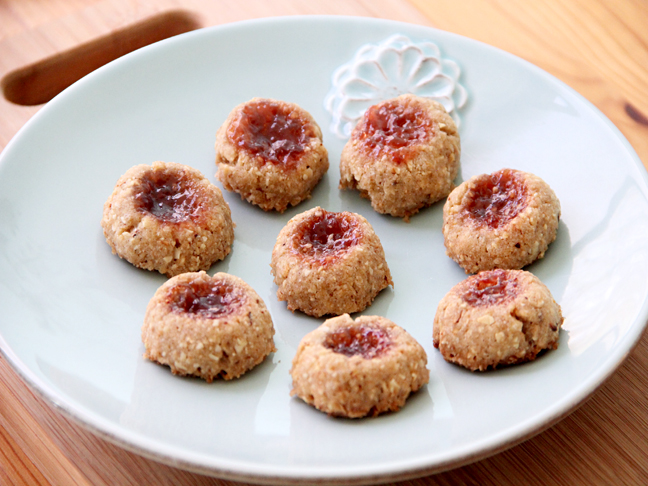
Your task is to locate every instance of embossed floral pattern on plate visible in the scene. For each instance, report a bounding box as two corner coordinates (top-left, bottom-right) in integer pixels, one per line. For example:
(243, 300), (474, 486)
(325, 34), (468, 138)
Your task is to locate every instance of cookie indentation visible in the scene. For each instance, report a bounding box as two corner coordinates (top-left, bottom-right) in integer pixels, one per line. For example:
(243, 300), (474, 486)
(323, 325), (391, 359)
(228, 99), (317, 168)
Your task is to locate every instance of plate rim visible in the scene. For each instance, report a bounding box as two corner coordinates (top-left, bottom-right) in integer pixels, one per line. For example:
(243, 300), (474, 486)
(1, 14), (647, 484)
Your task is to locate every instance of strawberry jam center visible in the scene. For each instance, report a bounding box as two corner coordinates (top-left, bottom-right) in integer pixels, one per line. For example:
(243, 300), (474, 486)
(355, 98), (432, 164)
(228, 99), (316, 167)
(465, 169), (528, 228)
(462, 269), (519, 307)
(324, 325), (391, 359)
(167, 279), (244, 318)
(294, 209), (361, 262)
(134, 169), (205, 223)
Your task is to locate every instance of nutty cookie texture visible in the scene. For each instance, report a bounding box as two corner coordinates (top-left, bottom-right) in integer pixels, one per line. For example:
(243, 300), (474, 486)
(339, 94), (460, 220)
(102, 161), (234, 277)
(270, 206), (393, 317)
(443, 168), (561, 274)
(433, 269), (563, 371)
(290, 314), (429, 418)
(142, 271), (276, 381)
(215, 98), (329, 212)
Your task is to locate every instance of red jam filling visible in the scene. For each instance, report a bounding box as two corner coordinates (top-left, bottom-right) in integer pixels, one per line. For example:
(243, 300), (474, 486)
(293, 210), (361, 263)
(462, 269), (519, 307)
(167, 279), (244, 319)
(324, 325), (391, 359)
(134, 169), (205, 223)
(464, 169), (528, 228)
(227, 99), (316, 167)
(354, 99), (432, 164)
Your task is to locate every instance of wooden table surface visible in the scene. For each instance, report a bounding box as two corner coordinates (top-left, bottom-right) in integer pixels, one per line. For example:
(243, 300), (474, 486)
(1, 0), (648, 484)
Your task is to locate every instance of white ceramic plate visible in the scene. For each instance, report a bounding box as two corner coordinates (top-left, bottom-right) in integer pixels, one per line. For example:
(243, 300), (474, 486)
(1, 16), (647, 485)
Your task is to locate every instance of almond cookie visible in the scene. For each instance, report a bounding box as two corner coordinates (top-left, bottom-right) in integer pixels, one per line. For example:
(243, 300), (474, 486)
(102, 161), (234, 277)
(290, 314), (429, 418)
(270, 206), (393, 317)
(142, 271), (276, 381)
(215, 98), (329, 212)
(433, 269), (563, 371)
(443, 169), (560, 274)
(339, 94), (460, 220)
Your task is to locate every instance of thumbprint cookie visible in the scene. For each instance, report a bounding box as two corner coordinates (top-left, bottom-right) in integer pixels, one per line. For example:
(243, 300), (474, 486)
(101, 161), (234, 277)
(339, 94), (460, 220)
(290, 314), (429, 418)
(443, 169), (560, 273)
(215, 98), (329, 212)
(142, 271), (276, 381)
(433, 269), (563, 371)
(270, 207), (393, 317)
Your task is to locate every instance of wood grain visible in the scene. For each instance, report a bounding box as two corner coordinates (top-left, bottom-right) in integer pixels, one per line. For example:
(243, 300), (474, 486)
(1, 0), (647, 485)
(409, 0), (648, 169)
